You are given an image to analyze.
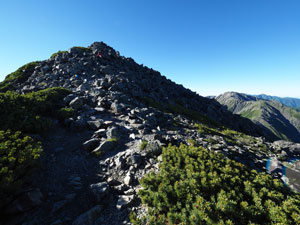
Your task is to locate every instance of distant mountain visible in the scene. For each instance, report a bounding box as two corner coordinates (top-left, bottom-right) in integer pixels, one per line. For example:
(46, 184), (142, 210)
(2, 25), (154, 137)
(216, 92), (300, 142)
(255, 94), (300, 109)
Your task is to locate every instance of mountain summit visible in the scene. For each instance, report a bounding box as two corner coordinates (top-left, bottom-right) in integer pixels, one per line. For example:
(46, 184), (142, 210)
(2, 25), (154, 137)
(0, 42), (273, 139)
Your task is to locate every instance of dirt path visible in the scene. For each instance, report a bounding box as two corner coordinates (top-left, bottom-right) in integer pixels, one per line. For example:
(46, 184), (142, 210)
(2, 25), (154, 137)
(21, 125), (101, 224)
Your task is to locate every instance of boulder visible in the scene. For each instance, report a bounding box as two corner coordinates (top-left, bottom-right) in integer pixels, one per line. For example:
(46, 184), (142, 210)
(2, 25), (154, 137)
(69, 97), (84, 110)
(106, 126), (120, 139)
(72, 205), (103, 225)
(87, 120), (102, 130)
(126, 154), (143, 167)
(77, 83), (91, 92)
(111, 101), (123, 113)
(92, 139), (117, 154)
(116, 195), (135, 210)
(93, 128), (106, 138)
(107, 177), (121, 186)
(123, 172), (133, 185)
(70, 119), (86, 131)
(82, 138), (99, 151)
(90, 182), (110, 201)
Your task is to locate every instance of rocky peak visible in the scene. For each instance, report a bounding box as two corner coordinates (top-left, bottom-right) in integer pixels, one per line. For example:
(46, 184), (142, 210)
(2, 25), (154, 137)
(216, 91), (258, 102)
(2, 42), (276, 140)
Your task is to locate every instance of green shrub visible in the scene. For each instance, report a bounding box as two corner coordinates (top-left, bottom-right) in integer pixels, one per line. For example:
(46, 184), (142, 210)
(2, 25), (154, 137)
(140, 140), (148, 150)
(195, 123), (222, 136)
(73, 46), (91, 52)
(0, 61), (40, 92)
(107, 137), (118, 142)
(0, 130), (42, 206)
(134, 144), (300, 224)
(56, 107), (74, 120)
(50, 50), (68, 59)
(0, 87), (71, 133)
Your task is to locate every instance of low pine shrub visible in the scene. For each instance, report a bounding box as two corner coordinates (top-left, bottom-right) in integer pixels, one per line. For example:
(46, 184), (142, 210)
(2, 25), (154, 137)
(134, 144), (300, 224)
(0, 130), (42, 206)
(0, 87), (71, 133)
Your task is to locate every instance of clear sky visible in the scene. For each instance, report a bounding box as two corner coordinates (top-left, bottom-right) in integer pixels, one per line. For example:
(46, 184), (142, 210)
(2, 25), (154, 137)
(0, 0), (299, 97)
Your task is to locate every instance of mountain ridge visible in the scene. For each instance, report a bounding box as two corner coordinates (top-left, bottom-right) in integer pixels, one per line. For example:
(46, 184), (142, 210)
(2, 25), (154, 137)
(255, 94), (300, 109)
(1, 43), (300, 224)
(0, 42), (275, 140)
(216, 91), (300, 143)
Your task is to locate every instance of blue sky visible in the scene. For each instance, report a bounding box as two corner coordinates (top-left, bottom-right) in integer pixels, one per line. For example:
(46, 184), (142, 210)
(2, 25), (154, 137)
(0, 0), (299, 97)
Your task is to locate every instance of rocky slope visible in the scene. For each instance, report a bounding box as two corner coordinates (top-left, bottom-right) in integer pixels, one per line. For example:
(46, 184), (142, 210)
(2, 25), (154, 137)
(0, 42), (276, 140)
(1, 43), (300, 225)
(216, 92), (300, 142)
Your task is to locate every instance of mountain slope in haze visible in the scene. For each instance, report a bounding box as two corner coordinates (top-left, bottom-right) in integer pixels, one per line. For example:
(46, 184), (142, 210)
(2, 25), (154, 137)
(216, 92), (300, 142)
(255, 94), (300, 109)
(1, 42), (300, 224)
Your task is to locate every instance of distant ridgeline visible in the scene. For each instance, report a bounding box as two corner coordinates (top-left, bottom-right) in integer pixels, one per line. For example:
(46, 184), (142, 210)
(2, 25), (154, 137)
(255, 94), (300, 110)
(1, 42), (300, 224)
(216, 92), (300, 143)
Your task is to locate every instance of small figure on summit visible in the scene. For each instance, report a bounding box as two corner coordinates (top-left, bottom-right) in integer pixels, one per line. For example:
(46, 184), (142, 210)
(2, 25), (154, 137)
(96, 52), (102, 58)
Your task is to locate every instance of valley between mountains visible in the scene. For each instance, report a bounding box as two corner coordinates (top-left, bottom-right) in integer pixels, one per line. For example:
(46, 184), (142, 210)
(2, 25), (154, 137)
(1, 42), (300, 225)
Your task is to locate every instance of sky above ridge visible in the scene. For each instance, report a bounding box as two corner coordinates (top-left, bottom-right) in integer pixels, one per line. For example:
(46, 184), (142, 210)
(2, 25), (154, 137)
(0, 0), (299, 98)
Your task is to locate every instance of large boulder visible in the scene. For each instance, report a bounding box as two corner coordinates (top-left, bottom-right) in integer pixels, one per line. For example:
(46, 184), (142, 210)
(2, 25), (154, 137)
(72, 205), (103, 225)
(82, 138), (99, 152)
(92, 139), (117, 154)
(90, 182), (110, 201)
(69, 97), (84, 110)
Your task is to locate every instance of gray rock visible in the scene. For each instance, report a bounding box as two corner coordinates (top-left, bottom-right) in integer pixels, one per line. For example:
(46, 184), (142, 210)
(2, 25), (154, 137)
(124, 172), (133, 185)
(52, 200), (68, 213)
(107, 177), (121, 186)
(77, 83), (91, 92)
(65, 193), (76, 200)
(124, 188), (135, 195)
(94, 128), (106, 137)
(4, 189), (43, 214)
(115, 156), (126, 169)
(111, 101), (122, 113)
(92, 139), (117, 154)
(127, 154), (142, 167)
(145, 141), (162, 157)
(72, 205), (103, 225)
(90, 182), (110, 201)
(41, 65), (50, 73)
(129, 133), (136, 139)
(69, 97), (84, 110)
(102, 121), (114, 128)
(82, 138), (99, 151)
(116, 195), (135, 210)
(70, 119), (86, 131)
(106, 126), (119, 139)
(113, 184), (129, 194)
(27, 189), (43, 206)
(94, 107), (106, 113)
(87, 120), (102, 130)
(69, 176), (82, 188)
